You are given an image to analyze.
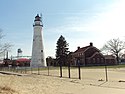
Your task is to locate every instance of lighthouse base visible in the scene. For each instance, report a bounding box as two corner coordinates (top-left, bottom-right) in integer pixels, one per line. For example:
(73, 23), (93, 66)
(30, 60), (47, 68)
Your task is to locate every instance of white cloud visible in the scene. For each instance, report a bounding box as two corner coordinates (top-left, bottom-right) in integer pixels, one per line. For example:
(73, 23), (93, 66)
(45, 0), (125, 57)
(85, 0), (125, 37)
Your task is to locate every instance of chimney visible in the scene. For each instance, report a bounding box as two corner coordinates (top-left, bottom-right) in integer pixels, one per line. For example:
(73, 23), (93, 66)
(90, 42), (93, 46)
(77, 46), (80, 50)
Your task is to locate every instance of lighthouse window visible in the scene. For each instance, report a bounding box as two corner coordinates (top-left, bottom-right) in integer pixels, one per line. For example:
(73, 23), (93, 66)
(42, 59), (44, 62)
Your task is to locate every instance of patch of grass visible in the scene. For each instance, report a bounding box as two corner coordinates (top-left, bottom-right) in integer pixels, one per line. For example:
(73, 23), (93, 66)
(4, 64), (125, 72)
(27, 66), (60, 71)
(107, 64), (125, 68)
(0, 86), (18, 94)
(30, 64), (125, 71)
(79, 64), (125, 69)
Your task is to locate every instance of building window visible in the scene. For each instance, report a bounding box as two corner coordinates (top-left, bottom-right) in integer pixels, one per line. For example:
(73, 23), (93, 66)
(101, 58), (104, 63)
(97, 58), (99, 63)
(42, 59), (44, 62)
(93, 58), (95, 63)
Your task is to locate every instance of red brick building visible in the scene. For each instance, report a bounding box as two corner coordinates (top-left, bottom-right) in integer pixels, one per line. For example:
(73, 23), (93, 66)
(71, 43), (115, 66)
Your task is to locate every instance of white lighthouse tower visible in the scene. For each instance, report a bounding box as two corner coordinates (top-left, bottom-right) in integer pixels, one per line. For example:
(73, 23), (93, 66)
(31, 14), (46, 67)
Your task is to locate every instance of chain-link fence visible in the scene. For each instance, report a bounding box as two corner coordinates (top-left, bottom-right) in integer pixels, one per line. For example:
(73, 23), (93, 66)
(0, 65), (125, 83)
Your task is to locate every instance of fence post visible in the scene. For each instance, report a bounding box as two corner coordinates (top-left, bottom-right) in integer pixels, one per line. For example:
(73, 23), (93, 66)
(60, 62), (62, 78)
(78, 64), (81, 79)
(25, 67), (26, 74)
(38, 66), (40, 75)
(31, 67), (32, 74)
(48, 63), (50, 76)
(68, 62), (70, 78)
(77, 59), (81, 80)
(105, 65), (108, 81)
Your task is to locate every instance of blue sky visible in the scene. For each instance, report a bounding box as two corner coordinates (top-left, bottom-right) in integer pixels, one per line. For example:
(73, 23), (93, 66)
(0, 0), (125, 58)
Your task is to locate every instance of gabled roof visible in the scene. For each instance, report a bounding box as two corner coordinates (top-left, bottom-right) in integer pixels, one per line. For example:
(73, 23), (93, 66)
(74, 45), (100, 54)
(74, 46), (90, 53)
(104, 55), (116, 59)
(16, 58), (30, 62)
(87, 52), (104, 59)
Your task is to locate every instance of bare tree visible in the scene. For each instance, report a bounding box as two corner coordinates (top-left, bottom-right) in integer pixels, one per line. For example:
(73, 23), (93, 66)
(102, 38), (125, 64)
(0, 29), (12, 58)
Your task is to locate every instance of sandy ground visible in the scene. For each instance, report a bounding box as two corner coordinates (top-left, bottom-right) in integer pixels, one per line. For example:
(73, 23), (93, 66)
(0, 67), (125, 94)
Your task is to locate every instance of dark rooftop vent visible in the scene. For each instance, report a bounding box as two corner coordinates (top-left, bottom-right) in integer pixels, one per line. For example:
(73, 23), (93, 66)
(90, 42), (93, 46)
(77, 46), (80, 50)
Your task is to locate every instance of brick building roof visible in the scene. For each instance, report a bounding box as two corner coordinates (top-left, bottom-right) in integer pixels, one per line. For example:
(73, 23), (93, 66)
(16, 58), (30, 62)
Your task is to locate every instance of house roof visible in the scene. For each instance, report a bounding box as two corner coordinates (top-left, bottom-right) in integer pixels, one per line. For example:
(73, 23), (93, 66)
(122, 54), (125, 58)
(74, 46), (90, 53)
(104, 55), (116, 59)
(16, 58), (30, 62)
(87, 52), (104, 59)
(74, 45), (100, 54)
